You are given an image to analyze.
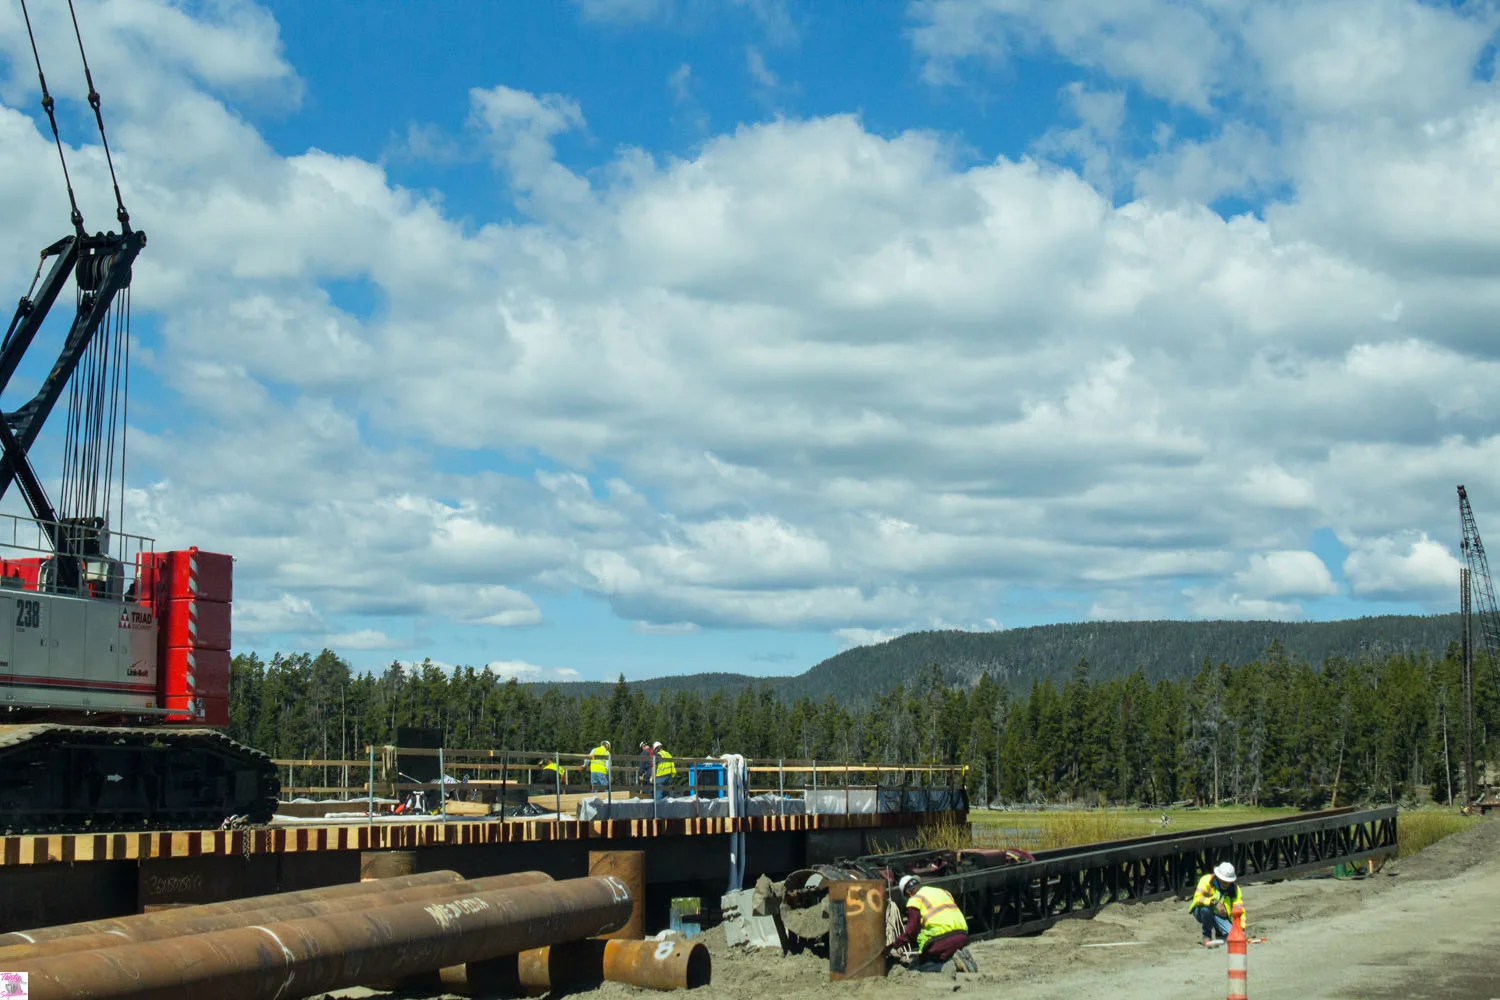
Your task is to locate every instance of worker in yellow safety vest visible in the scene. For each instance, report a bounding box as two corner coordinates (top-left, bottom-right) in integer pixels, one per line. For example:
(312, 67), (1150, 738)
(1190, 862), (1247, 947)
(889, 875), (978, 973)
(651, 741), (675, 800)
(588, 741), (611, 789)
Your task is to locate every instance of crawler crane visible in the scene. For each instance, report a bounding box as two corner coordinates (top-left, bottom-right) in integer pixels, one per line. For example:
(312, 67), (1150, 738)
(0, 0), (278, 831)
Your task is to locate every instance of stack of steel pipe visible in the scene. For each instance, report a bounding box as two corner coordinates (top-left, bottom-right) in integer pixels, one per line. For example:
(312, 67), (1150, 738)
(0, 871), (551, 964)
(3, 872), (633, 1000)
(0, 870), (465, 948)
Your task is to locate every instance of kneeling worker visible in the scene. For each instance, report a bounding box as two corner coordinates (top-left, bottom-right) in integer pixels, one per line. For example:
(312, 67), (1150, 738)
(1190, 861), (1246, 946)
(890, 875), (978, 972)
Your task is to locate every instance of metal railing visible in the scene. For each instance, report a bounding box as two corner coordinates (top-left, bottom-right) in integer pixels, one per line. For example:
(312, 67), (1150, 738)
(0, 511), (154, 602)
(270, 745), (970, 823)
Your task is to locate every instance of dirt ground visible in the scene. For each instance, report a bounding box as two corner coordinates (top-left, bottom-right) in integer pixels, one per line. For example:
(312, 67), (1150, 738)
(340, 814), (1500, 1000)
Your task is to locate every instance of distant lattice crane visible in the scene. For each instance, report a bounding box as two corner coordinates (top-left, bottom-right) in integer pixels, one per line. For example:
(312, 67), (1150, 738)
(1457, 485), (1500, 802)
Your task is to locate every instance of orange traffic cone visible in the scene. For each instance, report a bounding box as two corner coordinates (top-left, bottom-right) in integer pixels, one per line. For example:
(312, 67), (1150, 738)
(1226, 903), (1247, 1000)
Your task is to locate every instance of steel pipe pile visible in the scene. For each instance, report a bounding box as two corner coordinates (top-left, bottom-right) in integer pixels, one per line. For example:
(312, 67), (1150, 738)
(0, 869), (464, 947)
(603, 939), (711, 990)
(438, 938), (711, 994)
(0, 872), (553, 965)
(11, 875), (632, 1000)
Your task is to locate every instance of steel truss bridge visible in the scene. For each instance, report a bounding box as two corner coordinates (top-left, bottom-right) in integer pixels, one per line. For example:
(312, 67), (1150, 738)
(936, 806), (1397, 938)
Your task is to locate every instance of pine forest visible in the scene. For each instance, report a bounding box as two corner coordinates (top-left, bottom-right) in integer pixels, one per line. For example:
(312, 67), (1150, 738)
(230, 640), (1496, 809)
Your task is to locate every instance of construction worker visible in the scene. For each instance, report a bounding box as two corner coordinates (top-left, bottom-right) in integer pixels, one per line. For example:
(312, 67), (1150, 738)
(637, 742), (654, 785)
(588, 740), (611, 790)
(651, 741), (676, 800)
(889, 875), (978, 973)
(1190, 861), (1246, 947)
(538, 758), (561, 785)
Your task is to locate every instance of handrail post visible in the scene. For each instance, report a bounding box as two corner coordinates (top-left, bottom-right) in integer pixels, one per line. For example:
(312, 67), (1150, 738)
(845, 762), (850, 816)
(811, 759), (817, 817)
(367, 743), (374, 824)
(778, 759), (784, 817)
(554, 750), (562, 818)
(439, 746), (447, 822)
(500, 750), (508, 818)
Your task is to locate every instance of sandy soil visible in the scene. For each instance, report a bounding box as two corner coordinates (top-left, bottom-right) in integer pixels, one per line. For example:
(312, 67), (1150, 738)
(337, 815), (1500, 1000)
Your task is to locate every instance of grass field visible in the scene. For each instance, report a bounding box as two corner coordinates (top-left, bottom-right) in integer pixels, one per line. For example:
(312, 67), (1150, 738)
(969, 805), (1302, 851)
(962, 804), (1480, 857)
(1395, 807), (1482, 858)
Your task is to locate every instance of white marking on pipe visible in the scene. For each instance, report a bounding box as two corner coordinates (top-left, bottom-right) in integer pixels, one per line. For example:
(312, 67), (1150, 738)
(424, 896), (489, 930)
(603, 875), (630, 904)
(654, 940), (674, 960)
(252, 926), (298, 1000)
(12, 932), (33, 943)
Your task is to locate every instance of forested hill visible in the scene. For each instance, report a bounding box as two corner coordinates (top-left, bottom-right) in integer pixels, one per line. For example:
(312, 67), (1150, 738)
(545, 614), (1462, 703)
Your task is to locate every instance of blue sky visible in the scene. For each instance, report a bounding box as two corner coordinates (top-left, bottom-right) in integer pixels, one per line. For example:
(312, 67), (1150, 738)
(2, 0), (1497, 683)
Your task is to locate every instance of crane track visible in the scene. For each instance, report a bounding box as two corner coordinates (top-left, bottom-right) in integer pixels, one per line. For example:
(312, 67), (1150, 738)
(0, 723), (279, 835)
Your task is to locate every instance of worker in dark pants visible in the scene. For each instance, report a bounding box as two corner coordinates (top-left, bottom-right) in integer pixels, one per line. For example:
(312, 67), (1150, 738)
(1190, 862), (1246, 946)
(889, 875), (979, 972)
(651, 741), (675, 800)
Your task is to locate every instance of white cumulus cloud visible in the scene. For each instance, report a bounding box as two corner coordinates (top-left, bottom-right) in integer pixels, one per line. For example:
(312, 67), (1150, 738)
(1343, 532), (1462, 601)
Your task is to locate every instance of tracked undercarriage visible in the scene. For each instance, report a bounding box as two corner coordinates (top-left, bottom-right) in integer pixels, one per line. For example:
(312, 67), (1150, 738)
(0, 724), (278, 834)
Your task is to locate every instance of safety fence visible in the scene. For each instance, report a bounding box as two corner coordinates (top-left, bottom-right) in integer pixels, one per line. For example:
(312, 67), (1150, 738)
(269, 746), (969, 821)
(934, 805), (1397, 939)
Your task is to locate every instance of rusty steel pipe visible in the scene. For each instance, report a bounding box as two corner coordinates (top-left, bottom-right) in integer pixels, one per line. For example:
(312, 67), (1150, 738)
(604, 938), (712, 990)
(440, 937), (711, 994)
(0, 872), (553, 965)
(0, 870), (464, 947)
(518, 940), (605, 993)
(13, 875), (633, 1000)
(589, 850), (644, 939)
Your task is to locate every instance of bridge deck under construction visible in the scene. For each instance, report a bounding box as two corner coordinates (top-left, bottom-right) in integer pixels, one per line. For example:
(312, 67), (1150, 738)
(0, 810), (938, 868)
(0, 809), (956, 933)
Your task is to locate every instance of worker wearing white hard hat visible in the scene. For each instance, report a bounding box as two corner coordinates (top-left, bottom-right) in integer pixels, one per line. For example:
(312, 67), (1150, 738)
(1189, 862), (1246, 947)
(888, 875), (978, 973)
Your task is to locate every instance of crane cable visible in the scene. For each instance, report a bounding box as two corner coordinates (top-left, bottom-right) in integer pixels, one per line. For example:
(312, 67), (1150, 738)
(65, 0), (130, 231)
(17, 0), (134, 528)
(18, 0), (85, 234)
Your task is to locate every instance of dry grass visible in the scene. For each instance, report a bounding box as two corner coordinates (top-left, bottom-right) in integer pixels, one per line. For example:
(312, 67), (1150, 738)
(885, 806), (1473, 867)
(971, 806), (1303, 851)
(1397, 808), (1481, 858)
(875, 818), (975, 854)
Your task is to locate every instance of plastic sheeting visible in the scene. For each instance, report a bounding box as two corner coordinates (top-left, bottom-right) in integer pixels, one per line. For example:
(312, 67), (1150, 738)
(576, 794), (806, 821)
(574, 788), (968, 820)
(878, 788), (969, 813)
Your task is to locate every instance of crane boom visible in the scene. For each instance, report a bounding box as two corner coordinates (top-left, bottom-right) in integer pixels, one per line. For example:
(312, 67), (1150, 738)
(1457, 485), (1500, 803)
(1459, 485), (1500, 672)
